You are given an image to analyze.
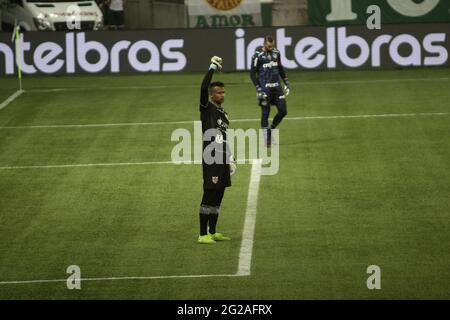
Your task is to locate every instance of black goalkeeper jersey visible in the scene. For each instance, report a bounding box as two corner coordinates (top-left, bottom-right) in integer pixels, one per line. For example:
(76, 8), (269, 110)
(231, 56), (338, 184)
(199, 68), (231, 189)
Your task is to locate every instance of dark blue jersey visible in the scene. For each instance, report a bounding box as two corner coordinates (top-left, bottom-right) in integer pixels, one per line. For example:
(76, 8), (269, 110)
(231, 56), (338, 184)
(250, 46), (287, 89)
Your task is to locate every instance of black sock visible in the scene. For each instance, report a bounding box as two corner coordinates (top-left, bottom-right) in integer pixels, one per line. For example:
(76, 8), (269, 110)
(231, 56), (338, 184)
(267, 127), (272, 142)
(208, 206), (220, 234)
(199, 205), (210, 236)
(199, 214), (209, 236)
(209, 214), (218, 234)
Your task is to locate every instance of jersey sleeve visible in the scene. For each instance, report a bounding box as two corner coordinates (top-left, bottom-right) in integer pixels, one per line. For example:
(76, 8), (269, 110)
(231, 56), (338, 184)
(200, 68), (214, 109)
(277, 54), (288, 82)
(250, 53), (261, 88)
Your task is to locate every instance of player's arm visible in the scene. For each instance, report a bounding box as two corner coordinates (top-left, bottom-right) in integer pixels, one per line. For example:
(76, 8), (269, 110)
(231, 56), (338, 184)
(200, 56), (222, 108)
(250, 54), (260, 88)
(250, 54), (267, 101)
(277, 55), (291, 95)
(200, 69), (214, 108)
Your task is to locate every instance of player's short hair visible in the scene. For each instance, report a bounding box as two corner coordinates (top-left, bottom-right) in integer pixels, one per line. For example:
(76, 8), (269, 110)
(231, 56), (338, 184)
(209, 81), (225, 91)
(264, 35), (274, 43)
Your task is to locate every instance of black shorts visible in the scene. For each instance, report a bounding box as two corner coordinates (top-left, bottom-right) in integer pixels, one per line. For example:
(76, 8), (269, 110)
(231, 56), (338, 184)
(265, 86), (285, 105)
(203, 163), (231, 189)
(201, 186), (225, 207)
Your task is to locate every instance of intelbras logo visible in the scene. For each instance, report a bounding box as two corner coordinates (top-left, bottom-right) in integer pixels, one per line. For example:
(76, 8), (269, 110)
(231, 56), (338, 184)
(0, 33), (186, 74)
(236, 27), (448, 69)
(1, 27), (448, 75)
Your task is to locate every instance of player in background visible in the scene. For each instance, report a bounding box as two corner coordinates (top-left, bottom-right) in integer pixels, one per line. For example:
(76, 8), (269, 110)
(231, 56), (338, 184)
(250, 36), (291, 147)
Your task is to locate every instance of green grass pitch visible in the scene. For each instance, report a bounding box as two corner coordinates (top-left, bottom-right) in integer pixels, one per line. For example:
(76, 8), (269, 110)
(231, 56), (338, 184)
(0, 68), (449, 299)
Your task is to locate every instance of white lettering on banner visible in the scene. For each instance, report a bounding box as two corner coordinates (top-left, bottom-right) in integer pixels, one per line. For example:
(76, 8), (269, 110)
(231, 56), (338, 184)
(276, 28), (297, 69)
(18, 34), (37, 74)
(127, 40), (160, 72)
(111, 40), (131, 73)
(0, 28), (448, 75)
(326, 0), (357, 22)
(162, 40), (187, 72)
(326, 0), (442, 22)
(34, 42), (64, 73)
(231, 28), (263, 70)
(389, 34), (422, 66)
(77, 33), (109, 73)
(326, 27), (336, 68)
(294, 37), (325, 69)
(235, 28), (246, 70)
(0, 42), (14, 74)
(0, 32), (187, 75)
(386, 0), (440, 17)
(66, 32), (76, 73)
(234, 27), (448, 70)
(337, 27), (370, 67)
(423, 33), (448, 65)
(371, 35), (393, 67)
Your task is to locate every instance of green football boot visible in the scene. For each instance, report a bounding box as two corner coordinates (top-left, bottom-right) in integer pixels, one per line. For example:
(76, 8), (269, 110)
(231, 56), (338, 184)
(198, 234), (216, 244)
(209, 233), (231, 241)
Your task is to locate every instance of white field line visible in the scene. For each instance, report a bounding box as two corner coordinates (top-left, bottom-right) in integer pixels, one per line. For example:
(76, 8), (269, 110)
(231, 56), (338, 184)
(0, 273), (245, 285)
(0, 90), (24, 111)
(24, 76), (450, 93)
(0, 160), (263, 285)
(237, 159), (262, 276)
(0, 158), (257, 170)
(0, 112), (448, 130)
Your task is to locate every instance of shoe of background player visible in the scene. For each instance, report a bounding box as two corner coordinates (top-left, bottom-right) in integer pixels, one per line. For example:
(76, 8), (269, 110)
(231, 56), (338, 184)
(198, 234), (216, 244)
(209, 233), (231, 241)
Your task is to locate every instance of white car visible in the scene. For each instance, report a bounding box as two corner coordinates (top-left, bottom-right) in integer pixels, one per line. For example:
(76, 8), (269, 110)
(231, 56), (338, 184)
(1, 0), (104, 31)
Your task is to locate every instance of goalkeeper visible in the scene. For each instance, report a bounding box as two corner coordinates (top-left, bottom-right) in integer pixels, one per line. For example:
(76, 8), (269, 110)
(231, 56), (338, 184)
(250, 35), (291, 147)
(197, 56), (236, 244)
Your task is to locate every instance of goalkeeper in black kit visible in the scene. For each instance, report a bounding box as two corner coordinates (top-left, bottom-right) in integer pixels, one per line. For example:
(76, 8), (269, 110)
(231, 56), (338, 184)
(197, 56), (236, 244)
(250, 35), (291, 147)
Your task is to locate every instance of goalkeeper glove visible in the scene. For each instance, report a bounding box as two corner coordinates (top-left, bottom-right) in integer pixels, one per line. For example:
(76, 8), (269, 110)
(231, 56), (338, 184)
(256, 85), (268, 107)
(283, 80), (291, 96)
(256, 85), (268, 99)
(210, 56), (223, 71)
(229, 155), (236, 176)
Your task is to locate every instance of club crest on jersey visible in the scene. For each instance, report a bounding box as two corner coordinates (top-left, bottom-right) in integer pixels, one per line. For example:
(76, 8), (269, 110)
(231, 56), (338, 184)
(273, 53), (278, 59)
(212, 176), (219, 184)
(217, 118), (222, 125)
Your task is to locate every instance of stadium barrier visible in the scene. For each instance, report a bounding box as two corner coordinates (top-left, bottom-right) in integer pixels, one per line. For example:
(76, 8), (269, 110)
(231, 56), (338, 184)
(0, 23), (449, 75)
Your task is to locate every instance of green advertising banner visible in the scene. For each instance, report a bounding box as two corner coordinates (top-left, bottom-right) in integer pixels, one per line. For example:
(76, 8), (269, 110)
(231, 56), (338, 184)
(309, 0), (450, 26)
